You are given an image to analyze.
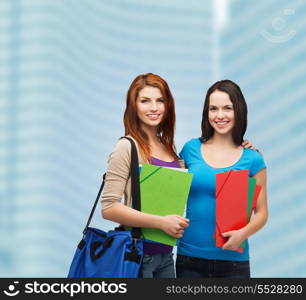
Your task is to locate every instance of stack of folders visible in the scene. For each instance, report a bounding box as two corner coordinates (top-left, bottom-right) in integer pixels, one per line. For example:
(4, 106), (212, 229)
(139, 164), (193, 246)
(215, 169), (261, 253)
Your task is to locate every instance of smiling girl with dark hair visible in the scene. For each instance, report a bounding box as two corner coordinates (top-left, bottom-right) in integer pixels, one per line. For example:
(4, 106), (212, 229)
(201, 80), (247, 145)
(176, 80), (268, 278)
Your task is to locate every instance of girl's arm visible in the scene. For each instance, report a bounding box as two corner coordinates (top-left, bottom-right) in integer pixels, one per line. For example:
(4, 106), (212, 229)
(103, 204), (189, 238)
(101, 138), (188, 239)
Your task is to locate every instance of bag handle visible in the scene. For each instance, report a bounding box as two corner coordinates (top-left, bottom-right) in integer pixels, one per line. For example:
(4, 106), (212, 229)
(82, 136), (141, 239)
(90, 237), (115, 260)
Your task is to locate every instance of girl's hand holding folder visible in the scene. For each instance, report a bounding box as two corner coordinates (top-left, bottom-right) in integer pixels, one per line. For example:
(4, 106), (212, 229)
(221, 229), (247, 251)
(160, 215), (189, 238)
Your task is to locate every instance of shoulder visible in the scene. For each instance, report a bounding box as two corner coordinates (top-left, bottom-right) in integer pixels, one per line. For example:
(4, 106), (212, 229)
(108, 137), (132, 164)
(110, 137), (132, 157)
(111, 136), (146, 164)
(179, 138), (201, 162)
(113, 137), (132, 152)
(243, 148), (266, 176)
(244, 148), (265, 161)
(181, 138), (201, 151)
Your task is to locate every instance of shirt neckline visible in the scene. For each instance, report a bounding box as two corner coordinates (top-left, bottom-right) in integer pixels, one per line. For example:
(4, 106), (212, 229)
(197, 140), (245, 169)
(150, 156), (176, 163)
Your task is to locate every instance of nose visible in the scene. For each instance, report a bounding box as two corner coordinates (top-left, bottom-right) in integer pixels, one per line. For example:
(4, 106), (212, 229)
(216, 109), (225, 119)
(150, 101), (158, 111)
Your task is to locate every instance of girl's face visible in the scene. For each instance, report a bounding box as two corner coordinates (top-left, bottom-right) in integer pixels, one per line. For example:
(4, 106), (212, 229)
(208, 90), (235, 135)
(136, 86), (165, 130)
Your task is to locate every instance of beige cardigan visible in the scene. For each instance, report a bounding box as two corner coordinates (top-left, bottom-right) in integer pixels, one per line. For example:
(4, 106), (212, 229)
(100, 136), (184, 211)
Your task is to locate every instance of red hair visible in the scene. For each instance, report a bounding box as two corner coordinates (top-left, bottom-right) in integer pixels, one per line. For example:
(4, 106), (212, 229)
(124, 73), (179, 162)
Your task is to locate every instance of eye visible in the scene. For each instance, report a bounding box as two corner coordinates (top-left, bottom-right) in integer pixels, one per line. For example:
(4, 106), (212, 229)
(141, 99), (149, 103)
(209, 107), (217, 111)
(157, 99), (164, 103)
(225, 106), (233, 110)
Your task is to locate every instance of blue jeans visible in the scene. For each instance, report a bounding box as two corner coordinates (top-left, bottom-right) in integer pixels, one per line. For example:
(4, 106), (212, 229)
(139, 252), (175, 278)
(176, 254), (250, 278)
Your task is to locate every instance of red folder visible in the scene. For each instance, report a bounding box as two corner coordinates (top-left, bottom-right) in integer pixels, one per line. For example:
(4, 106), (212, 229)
(215, 170), (249, 253)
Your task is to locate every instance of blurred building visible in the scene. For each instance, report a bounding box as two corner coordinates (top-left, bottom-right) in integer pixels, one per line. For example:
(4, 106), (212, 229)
(219, 0), (306, 276)
(1, 0), (305, 278)
(0, 0), (214, 277)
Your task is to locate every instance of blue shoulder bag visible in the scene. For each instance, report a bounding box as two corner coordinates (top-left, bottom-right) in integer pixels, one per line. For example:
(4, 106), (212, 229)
(68, 137), (143, 278)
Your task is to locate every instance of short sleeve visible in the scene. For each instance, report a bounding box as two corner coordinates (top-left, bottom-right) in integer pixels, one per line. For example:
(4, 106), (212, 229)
(179, 146), (186, 161)
(250, 150), (266, 177)
(179, 142), (190, 168)
(179, 139), (198, 169)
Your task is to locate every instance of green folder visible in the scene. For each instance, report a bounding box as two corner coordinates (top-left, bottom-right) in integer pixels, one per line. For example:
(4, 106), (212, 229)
(240, 177), (256, 249)
(140, 164), (193, 246)
(247, 177), (256, 221)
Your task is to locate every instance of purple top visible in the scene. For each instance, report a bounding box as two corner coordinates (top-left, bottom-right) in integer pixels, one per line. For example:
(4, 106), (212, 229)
(143, 157), (181, 255)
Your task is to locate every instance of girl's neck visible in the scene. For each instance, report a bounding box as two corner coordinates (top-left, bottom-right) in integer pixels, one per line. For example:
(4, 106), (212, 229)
(207, 132), (237, 148)
(141, 125), (160, 145)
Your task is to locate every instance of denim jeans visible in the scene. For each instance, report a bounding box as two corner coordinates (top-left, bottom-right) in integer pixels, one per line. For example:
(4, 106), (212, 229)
(139, 252), (175, 278)
(176, 254), (250, 278)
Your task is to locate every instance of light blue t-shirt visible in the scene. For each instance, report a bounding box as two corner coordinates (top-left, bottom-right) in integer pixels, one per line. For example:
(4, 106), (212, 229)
(177, 138), (266, 261)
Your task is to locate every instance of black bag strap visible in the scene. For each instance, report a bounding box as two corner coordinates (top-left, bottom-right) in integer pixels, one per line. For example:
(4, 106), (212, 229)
(123, 137), (141, 212)
(82, 136), (142, 239)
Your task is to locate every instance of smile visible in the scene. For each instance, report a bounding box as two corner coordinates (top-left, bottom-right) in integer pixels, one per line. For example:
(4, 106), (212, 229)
(215, 121), (229, 124)
(146, 114), (160, 119)
(215, 121), (230, 127)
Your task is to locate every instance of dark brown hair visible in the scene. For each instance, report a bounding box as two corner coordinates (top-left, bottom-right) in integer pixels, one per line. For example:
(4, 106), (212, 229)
(201, 80), (247, 145)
